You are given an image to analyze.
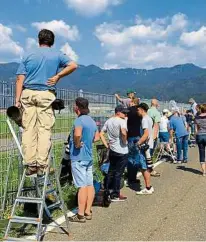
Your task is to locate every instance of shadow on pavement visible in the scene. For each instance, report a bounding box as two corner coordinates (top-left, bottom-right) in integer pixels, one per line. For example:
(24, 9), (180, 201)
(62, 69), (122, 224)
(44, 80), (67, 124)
(128, 179), (142, 191)
(176, 166), (202, 175)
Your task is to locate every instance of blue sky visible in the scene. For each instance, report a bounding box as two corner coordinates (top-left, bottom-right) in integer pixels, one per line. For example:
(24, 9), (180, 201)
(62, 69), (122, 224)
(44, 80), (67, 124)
(1, 0), (206, 69)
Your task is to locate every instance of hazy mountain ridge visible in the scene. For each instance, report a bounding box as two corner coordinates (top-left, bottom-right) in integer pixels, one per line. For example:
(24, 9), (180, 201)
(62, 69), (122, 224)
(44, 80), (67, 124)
(0, 62), (205, 102)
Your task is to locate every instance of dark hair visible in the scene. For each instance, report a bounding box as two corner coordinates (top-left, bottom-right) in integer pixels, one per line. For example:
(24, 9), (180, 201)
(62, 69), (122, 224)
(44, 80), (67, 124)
(38, 29), (55, 47)
(75, 97), (90, 115)
(137, 103), (149, 112)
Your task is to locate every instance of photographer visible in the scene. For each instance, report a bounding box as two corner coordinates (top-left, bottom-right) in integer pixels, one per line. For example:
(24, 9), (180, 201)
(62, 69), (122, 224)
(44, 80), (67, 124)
(136, 103), (154, 195)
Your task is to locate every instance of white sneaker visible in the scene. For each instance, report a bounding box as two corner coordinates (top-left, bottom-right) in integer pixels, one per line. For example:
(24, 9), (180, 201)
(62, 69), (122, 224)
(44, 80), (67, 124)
(177, 160), (182, 164)
(136, 187), (154, 195)
(173, 160), (177, 164)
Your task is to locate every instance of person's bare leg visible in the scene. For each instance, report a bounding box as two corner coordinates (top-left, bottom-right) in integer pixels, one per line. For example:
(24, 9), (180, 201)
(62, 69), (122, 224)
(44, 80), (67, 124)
(201, 163), (206, 175)
(85, 185), (95, 215)
(142, 169), (151, 188)
(78, 187), (87, 216)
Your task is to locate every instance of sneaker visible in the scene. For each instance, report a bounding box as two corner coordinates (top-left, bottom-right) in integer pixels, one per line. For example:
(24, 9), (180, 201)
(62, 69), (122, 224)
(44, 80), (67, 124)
(177, 160), (182, 164)
(84, 211), (92, 220)
(203, 172), (206, 177)
(173, 160), (177, 164)
(111, 194), (127, 202)
(183, 160), (188, 164)
(136, 187), (154, 195)
(25, 166), (37, 177)
(69, 214), (86, 223)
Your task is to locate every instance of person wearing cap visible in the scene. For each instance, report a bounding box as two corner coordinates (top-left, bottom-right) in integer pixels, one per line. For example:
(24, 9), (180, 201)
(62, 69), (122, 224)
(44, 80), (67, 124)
(159, 109), (170, 150)
(115, 89), (136, 108)
(15, 29), (77, 176)
(100, 105), (129, 202)
(136, 103), (154, 195)
(169, 107), (189, 164)
(69, 97), (99, 223)
(189, 98), (197, 116)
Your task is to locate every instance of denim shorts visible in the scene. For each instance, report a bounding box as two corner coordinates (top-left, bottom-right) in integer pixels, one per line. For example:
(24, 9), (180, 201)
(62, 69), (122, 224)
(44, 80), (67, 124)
(71, 160), (93, 188)
(159, 132), (170, 143)
(128, 137), (147, 170)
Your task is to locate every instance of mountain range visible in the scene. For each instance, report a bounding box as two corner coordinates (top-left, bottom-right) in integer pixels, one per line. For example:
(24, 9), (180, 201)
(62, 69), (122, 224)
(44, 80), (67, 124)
(0, 62), (205, 103)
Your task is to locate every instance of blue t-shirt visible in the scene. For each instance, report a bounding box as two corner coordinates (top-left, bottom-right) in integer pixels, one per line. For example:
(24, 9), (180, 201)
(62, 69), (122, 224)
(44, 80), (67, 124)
(70, 115), (97, 162)
(16, 47), (70, 91)
(169, 115), (188, 138)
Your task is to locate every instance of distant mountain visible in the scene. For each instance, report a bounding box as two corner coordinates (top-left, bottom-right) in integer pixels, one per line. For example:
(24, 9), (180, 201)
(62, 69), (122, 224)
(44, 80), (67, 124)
(0, 62), (206, 103)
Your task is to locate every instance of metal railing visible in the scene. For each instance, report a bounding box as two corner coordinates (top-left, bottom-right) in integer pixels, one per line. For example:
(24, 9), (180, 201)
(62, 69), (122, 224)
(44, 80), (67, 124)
(0, 81), (189, 212)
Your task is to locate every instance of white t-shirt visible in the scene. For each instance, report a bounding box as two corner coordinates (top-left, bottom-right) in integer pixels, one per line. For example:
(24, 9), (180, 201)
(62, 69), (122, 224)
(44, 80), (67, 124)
(102, 117), (128, 154)
(142, 115), (154, 149)
(159, 116), (169, 132)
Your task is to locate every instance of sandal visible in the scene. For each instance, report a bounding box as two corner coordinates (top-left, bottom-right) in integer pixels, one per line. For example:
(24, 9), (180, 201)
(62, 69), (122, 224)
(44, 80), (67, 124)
(150, 170), (161, 177)
(84, 211), (92, 220)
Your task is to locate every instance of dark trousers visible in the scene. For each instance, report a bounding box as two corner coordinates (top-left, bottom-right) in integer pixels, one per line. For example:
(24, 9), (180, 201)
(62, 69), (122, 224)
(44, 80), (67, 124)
(106, 150), (128, 198)
(196, 134), (206, 163)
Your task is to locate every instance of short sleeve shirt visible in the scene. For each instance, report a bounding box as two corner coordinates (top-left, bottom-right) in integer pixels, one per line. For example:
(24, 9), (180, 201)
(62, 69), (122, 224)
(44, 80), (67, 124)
(102, 117), (128, 154)
(69, 115), (97, 162)
(141, 115), (154, 149)
(119, 98), (131, 108)
(148, 107), (161, 124)
(16, 47), (70, 91)
(169, 116), (188, 138)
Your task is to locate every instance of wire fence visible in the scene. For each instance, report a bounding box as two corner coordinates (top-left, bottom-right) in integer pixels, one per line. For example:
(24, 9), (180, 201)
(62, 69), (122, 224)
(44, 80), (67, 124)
(0, 81), (190, 213)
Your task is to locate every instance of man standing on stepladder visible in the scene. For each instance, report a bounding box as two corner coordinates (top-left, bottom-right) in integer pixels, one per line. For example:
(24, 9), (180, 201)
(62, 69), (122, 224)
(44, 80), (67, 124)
(15, 29), (77, 176)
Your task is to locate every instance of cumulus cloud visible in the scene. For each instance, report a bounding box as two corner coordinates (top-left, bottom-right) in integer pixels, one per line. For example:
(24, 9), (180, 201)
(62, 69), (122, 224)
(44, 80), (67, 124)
(64, 0), (122, 17)
(180, 26), (206, 47)
(32, 20), (79, 41)
(0, 23), (23, 62)
(26, 37), (38, 50)
(60, 42), (79, 61)
(94, 13), (206, 69)
(103, 63), (119, 69)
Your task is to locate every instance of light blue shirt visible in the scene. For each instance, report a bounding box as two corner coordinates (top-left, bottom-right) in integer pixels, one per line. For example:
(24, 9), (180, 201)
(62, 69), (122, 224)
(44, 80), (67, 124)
(16, 47), (70, 91)
(70, 115), (97, 162)
(169, 115), (188, 138)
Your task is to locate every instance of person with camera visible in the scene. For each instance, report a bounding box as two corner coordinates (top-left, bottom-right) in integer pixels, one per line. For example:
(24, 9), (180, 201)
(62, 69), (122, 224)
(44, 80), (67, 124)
(136, 103), (154, 195)
(15, 29), (77, 176)
(100, 105), (129, 202)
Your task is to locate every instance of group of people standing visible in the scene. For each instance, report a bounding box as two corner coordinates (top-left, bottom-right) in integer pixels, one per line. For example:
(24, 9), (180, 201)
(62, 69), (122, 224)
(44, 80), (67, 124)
(14, 28), (205, 224)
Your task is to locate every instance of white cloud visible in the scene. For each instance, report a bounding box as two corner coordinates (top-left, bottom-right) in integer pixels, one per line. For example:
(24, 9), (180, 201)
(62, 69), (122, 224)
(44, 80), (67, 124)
(15, 25), (27, 32)
(0, 23), (23, 62)
(32, 20), (79, 41)
(26, 37), (38, 50)
(60, 42), (78, 61)
(64, 0), (122, 17)
(103, 63), (119, 69)
(180, 26), (206, 47)
(94, 13), (206, 69)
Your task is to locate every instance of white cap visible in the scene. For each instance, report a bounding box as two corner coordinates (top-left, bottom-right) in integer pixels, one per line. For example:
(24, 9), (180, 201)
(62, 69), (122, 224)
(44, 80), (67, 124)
(163, 109), (169, 113)
(171, 107), (180, 113)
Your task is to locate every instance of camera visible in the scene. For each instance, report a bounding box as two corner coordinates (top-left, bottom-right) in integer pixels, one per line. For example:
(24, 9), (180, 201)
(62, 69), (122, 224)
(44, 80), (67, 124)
(139, 143), (149, 151)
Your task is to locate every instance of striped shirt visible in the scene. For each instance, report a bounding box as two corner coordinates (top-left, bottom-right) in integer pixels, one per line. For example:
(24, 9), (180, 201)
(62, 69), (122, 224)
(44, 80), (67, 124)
(195, 114), (206, 135)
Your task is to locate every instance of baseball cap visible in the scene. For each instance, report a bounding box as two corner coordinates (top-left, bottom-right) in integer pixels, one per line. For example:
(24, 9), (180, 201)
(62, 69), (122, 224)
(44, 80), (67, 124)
(137, 103), (149, 112)
(163, 109), (169, 113)
(115, 105), (129, 114)
(126, 88), (136, 94)
(189, 98), (195, 103)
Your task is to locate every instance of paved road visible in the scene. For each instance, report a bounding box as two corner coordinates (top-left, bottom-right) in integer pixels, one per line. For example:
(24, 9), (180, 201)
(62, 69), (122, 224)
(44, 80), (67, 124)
(45, 148), (206, 241)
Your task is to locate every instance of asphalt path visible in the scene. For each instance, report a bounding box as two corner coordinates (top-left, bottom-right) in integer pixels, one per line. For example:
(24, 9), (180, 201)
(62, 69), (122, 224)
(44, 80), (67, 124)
(44, 147), (206, 241)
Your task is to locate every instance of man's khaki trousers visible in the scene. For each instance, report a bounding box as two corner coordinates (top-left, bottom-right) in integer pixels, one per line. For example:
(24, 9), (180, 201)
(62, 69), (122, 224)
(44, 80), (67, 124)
(20, 89), (56, 167)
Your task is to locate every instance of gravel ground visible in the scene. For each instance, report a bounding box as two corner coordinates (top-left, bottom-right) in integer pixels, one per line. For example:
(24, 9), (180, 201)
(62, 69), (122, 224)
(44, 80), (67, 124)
(45, 147), (206, 241)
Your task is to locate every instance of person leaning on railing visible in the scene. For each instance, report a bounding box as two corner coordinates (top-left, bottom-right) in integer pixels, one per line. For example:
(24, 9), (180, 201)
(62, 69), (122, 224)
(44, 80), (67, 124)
(15, 29), (77, 176)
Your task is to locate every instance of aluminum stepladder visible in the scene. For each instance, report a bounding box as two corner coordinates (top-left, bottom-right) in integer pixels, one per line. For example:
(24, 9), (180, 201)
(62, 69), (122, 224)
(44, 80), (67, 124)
(4, 119), (70, 241)
(155, 142), (176, 163)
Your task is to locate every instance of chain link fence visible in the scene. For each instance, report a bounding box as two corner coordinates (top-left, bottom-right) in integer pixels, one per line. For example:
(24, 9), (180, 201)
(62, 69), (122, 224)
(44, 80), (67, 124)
(0, 81), (190, 213)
